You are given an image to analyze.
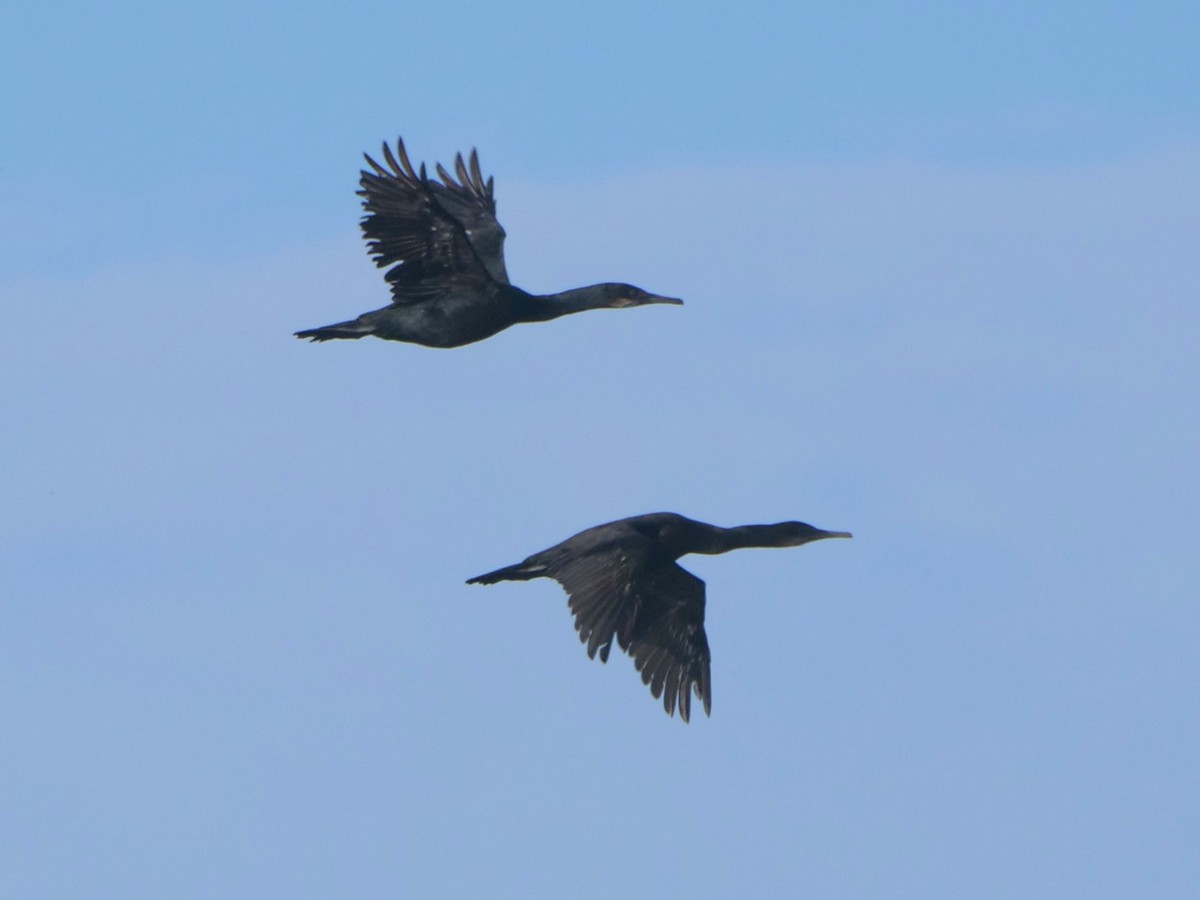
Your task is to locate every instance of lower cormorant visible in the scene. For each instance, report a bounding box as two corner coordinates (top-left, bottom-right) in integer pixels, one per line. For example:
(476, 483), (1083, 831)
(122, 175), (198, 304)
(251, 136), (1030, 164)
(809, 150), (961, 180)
(467, 513), (851, 722)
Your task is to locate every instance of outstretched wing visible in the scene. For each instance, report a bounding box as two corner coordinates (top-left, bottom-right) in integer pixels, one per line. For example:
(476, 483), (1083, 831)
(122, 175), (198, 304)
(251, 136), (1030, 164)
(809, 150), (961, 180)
(358, 139), (496, 307)
(626, 563), (711, 723)
(428, 149), (509, 284)
(358, 139), (507, 309)
(545, 535), (712, 722)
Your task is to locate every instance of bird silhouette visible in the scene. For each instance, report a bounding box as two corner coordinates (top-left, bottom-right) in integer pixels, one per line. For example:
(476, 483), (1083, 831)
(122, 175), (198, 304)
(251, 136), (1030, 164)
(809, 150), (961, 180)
(468, 512), (851, 721)
(295, 138), (682, 347)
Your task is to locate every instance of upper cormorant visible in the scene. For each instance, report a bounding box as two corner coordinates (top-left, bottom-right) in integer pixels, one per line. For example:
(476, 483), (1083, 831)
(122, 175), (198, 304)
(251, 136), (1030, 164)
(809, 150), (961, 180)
(295, 138), (683, 348)
(467, 512), (851, 722)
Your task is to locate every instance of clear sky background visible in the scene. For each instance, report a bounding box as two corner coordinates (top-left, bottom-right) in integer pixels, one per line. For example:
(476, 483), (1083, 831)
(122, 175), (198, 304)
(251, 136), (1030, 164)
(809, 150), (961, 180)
(3, 2), (1198, 897)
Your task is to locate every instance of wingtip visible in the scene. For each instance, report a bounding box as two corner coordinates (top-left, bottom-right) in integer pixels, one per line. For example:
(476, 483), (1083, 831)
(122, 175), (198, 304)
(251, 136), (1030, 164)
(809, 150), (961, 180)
(469, 148), (483, 189)
(361, 150), (387, 177)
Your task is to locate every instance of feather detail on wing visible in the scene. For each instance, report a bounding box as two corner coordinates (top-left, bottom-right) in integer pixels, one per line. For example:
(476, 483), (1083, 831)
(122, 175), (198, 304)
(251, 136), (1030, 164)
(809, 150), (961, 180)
(542, 533), (713, 722)
(429, 149), (509, 284)
(357, 137), (509, 306)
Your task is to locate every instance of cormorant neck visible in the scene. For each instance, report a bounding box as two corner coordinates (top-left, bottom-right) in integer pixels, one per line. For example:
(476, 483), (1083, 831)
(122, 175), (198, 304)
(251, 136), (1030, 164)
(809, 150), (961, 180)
(694, 524), (799, 555)
(525, 285), (617, 321)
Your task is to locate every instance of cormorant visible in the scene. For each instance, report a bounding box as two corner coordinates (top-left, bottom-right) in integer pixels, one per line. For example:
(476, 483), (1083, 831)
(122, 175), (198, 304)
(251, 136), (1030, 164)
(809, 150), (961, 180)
(295, 138), (683, 347)
(467, 513), (851, 722)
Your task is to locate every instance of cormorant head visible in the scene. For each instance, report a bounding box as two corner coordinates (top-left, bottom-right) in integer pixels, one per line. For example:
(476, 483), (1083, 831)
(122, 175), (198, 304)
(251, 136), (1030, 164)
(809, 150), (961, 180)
(775, 521), (854, 546)
(602, 283), (684, 308)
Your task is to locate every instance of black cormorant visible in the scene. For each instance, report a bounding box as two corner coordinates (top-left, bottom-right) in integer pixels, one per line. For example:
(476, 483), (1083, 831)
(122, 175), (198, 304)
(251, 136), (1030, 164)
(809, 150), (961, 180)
(295, 138), (683, 347)
(467, 512), (851, 722)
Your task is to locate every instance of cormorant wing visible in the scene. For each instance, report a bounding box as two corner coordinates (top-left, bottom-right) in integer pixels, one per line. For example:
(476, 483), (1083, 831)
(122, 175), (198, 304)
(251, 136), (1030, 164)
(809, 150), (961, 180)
(625, 563), (712, 723)
(544, 530), (712, 722)
(358, 139), (507, 310)
(428, 150), (509, 285)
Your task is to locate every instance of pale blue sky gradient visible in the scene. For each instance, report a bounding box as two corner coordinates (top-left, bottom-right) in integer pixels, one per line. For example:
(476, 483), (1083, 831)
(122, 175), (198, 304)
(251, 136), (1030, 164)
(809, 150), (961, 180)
(3, 2), (1198, 897)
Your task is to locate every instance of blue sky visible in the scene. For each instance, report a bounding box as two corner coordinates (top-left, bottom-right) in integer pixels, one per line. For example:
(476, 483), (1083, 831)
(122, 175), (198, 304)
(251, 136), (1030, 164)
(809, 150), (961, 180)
(3, 2), (1198, 897)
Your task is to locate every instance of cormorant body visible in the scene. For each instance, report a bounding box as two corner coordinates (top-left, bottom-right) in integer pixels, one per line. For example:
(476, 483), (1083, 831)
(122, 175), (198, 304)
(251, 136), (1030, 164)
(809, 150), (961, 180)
(295, 138), (682, 348)
(467, 512), (851, 721)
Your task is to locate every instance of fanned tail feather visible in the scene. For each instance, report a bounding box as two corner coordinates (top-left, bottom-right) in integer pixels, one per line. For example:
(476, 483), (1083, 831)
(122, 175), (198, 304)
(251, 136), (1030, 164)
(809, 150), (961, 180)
(466, 560), (546, 585)
(294, 319), (373, 342)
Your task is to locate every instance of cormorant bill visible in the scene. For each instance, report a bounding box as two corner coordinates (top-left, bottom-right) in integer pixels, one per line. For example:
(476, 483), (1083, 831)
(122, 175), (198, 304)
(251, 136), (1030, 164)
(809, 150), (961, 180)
(294, 137), (683, 348)
(467, 513), (851, 722)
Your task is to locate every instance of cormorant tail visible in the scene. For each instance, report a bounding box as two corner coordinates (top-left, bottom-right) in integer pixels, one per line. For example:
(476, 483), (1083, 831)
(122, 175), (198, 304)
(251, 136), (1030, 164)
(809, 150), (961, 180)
(294, 319), (373, 342)
(466, 560), (547, 585)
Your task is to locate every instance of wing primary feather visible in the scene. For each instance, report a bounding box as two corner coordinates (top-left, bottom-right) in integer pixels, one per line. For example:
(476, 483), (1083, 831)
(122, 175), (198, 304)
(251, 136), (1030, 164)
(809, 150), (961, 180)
(581, 595), (621, 660)
(469, 149), (484, 192)
(638, 646), (667, 686)
(363, 152), (389, 177)
(455, 152), (470, 187)
(649, 664), (668, 700)
(381, 141), (402, 177)
(584, 594), (625, 659)
(661, 677), (677, 717)
(436, 161), (456, 187)
(663, 666), (682, 716)
(394, 138), (418, 178)
(650, 654), (674, 699)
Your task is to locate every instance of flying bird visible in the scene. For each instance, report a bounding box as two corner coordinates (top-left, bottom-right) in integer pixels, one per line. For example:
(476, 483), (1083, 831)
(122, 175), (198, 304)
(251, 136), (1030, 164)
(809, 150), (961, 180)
(467, 513), (851, 722)
(295, 138), (683, 347)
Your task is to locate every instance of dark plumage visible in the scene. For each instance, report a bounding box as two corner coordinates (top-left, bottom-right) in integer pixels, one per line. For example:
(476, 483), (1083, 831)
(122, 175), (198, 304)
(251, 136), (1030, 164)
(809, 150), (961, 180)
(295, 138), (683, 348)
(467, 512), (851, 722)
